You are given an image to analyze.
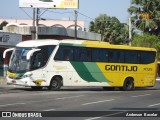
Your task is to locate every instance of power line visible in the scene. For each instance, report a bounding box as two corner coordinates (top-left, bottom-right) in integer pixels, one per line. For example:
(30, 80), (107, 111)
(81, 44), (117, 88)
(20, 8), (33, 19)
(77, 11), (95, 21)
(76, 11), (128, 23)
(47, 10), (73, 14)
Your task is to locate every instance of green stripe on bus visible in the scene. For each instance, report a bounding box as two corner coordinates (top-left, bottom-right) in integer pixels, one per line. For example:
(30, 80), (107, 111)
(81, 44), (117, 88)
(70, 62), (110, 82)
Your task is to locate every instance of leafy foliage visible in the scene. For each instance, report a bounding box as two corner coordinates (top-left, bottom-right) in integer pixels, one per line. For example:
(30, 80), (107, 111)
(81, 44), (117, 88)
(0, 21), (8, 30)
(132, 33), (160, 51)
(128, 0), (160, 35)
(89, 14), (128, 44)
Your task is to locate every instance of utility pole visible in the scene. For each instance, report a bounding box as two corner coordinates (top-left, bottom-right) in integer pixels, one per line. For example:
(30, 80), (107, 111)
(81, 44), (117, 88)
(74, 10), (78, 39)
(128, 17), (132, 46)
(36, 8), (40, 39)
(32, 8), (36, 40)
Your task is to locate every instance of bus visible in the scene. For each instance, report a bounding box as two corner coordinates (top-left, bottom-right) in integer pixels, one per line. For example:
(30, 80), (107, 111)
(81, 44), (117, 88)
(3, 39), (157, 91)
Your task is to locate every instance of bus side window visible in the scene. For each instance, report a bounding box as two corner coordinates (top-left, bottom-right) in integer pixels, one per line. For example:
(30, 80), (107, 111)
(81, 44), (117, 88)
(32, 52), (43, 69)
(86, 49), (91, 62)
(92, 49), (99, 61)
(125, 51), (138, 64)
(54, 46), (73, 61)
(116, 51), (124, 63)
(54, 46), (63, 60)
(63, 48), (73, 61)
(108, 51), (113, 62)
(79, 48), (87, 61)
(140, 51), (156, 64)
(74, 47), (90, 62)
(92, 49), (108, 62)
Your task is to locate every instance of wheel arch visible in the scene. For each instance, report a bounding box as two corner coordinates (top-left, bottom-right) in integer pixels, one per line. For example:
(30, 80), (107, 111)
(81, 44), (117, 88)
(124, 76), (134, 83)
(50, 75), (63, 86)
(122, 76), (135, 91)
(123, 76), (134, 86)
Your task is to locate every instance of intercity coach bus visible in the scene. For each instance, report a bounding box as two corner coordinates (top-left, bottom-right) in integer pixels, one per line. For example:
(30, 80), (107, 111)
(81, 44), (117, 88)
(3, 39), (157, 91)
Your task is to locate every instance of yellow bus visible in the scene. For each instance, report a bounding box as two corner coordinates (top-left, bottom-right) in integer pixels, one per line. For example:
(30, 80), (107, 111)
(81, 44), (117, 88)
(4, 39), (157, 91)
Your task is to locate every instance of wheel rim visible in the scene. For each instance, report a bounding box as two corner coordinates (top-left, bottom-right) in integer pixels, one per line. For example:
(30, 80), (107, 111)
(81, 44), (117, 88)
(126, 81), (132, 89)
(51, 80), (58, 88)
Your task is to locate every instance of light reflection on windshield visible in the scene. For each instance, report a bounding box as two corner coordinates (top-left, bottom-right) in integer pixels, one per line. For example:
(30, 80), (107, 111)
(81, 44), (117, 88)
(9, 47), (32, 72)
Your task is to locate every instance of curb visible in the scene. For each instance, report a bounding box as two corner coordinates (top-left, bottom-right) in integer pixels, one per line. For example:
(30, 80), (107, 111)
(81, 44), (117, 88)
(0, 77), (6, 85)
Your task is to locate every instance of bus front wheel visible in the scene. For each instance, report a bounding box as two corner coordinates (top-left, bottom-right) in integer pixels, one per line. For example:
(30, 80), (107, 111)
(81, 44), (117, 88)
(48, 77), (62, 91)
(120, 78), (134, 91)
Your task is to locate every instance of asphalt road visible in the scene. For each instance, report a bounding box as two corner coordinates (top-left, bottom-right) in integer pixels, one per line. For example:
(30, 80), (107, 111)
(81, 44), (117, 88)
(0, 82), (160, 120)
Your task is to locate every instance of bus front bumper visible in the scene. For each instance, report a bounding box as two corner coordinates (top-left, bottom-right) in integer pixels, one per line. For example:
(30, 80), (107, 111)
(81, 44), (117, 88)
(6, 76), (31, 87)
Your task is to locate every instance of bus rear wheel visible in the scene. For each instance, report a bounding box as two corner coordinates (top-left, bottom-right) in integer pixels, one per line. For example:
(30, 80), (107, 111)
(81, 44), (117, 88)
(48, 77), (62, 91)
(120, 78), (134, 91)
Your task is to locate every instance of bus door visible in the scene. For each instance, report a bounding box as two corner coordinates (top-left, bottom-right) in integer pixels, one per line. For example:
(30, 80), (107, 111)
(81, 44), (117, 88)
(28, 50), (47, 86)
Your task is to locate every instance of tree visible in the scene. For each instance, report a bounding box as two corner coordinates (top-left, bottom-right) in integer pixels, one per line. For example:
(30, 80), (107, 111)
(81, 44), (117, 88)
(128, 0), (160, 35)
(132, 33), (160, 51)
(0, 21), (8, 30)
(89, 14), (128, 44)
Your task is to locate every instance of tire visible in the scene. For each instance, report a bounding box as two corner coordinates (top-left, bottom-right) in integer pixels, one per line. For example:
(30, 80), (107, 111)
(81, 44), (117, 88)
(103, 87), (115, 91)
(31, 86), (43, 91)
(121, 78), (134, 91)
(48, 77), (62, 91)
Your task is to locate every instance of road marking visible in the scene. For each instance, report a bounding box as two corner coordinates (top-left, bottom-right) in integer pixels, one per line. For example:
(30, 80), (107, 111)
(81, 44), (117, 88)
(56, 95), (84, 100)
(148, 103), (160, 107)
(85, 111), (125, 120)
(43, 109), (56, 111)
(85, 117), (102, 120)
(0, 103), (26, 107)
(131, 94), (151, 98)
(82, 99), (115, 106)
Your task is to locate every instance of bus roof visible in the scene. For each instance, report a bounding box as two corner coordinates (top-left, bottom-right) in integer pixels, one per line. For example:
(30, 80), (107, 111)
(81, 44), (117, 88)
(16, 39), (156, 51)
(16, 39), (60, 47)
(59, 39), (157, 51)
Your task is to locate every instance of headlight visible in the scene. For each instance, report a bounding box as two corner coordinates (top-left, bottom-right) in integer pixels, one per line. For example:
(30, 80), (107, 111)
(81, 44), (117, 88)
(23, 73), (33, 78)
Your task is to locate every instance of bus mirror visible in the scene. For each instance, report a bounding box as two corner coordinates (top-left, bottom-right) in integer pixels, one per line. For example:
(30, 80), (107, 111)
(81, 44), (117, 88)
(26, 49), (41, 60)
(3, 48), (14, 59)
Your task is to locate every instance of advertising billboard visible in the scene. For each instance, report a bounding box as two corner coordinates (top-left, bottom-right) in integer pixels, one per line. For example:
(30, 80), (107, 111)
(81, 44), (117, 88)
(19, 0), (79, 9)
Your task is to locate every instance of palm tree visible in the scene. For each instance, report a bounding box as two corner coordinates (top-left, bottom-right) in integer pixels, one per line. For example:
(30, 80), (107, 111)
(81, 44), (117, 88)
(128, 0), (160, 35)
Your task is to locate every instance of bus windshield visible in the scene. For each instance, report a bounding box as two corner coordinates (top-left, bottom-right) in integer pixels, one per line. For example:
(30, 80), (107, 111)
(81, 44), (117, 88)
(9, 45), (56, 73)
(9, 47), (32, 73)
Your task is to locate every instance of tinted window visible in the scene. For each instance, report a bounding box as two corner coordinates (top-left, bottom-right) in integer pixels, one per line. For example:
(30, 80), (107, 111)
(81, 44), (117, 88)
(109, 50), (124, 63)
(92, 49), (108, 62)
(140, 51), (156, 64)
(74, 47), (91, 62)
(125, 51), (138, 64)
(39, 45), (55, 62)
(54, 45), (156, 64)
(54, 46), (73, 61)
(31, 45), (55, 70)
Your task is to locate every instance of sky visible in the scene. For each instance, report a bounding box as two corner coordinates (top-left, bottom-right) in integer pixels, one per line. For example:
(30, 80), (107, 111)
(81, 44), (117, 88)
(0, 0), (131, 30)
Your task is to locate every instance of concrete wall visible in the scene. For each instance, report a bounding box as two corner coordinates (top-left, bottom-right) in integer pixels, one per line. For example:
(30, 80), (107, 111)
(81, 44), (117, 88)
(3, 26), (101, 41)
(0, 32), (22, 47)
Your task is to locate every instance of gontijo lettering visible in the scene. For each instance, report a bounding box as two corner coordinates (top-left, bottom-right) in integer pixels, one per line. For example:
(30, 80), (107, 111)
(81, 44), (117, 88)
(105, 65), (138, 71)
